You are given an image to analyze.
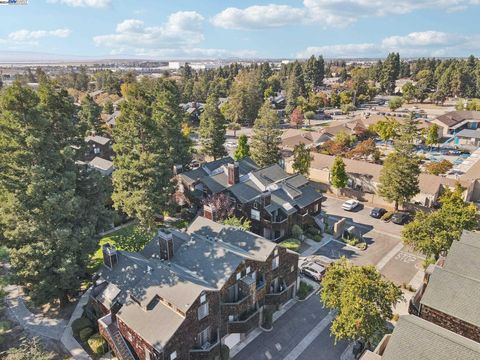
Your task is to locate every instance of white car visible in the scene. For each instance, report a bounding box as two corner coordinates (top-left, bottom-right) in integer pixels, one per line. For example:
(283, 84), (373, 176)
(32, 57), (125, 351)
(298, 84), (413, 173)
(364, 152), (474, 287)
(342, 199), (359, 211)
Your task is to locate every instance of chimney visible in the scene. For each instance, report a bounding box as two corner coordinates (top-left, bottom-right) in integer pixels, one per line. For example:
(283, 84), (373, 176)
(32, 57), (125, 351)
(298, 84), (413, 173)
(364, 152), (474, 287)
(262, 190), (271, 207)
(158, 229), (174, 260)
(203, 204), (217, 221)
(173, 164), (183, 175)
(227, 162), (240, 186)
(102, 243), (118, 269)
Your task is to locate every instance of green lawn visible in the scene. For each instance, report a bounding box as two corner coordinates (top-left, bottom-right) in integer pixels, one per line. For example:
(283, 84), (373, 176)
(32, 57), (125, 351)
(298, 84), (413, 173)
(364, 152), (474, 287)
(278, 238), (301, 252)
(89, 224), (155, 271)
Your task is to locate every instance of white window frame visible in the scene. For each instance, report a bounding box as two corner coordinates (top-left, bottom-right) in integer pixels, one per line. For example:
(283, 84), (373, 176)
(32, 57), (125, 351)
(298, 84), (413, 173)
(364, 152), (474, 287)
(272, 255), (279, 270)
(170, 351), (177, 360)
(198, 302), (209, 320)
(200, 294), (206, 304)
(246, 266), (251, 274)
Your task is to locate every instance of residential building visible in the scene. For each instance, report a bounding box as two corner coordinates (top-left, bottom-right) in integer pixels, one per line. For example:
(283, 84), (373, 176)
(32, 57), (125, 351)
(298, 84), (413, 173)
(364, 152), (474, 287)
(432, 111), (480, 137)
(177, 157), (323, 241)
(453, 128), (480, 147)
(364, 231), (480, 360)
(409, 230), (480, 342)
(361, 315), (480, 360)
(88, 156), (114, 176)
(85, 135), (113, 162)
(90, 216), (299, 360)
(290, 153), (465, 208)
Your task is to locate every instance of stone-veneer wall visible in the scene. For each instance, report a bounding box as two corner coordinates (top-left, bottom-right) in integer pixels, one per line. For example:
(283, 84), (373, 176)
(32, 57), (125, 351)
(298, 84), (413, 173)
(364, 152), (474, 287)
(420, 305), (480, 343)
(112, 245), (298, 360)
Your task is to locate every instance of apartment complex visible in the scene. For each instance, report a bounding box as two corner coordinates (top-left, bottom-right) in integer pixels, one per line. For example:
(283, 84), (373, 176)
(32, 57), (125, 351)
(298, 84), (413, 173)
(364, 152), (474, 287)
(177, 157), (323, 241)
(90, 216), (299, 360)
(362, 230), (480, 359)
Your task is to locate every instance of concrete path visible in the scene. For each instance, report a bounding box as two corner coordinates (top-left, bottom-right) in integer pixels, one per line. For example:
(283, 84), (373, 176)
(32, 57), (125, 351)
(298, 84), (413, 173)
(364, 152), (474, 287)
(4, 284), (67, 340)
(301, 235), (334, 257)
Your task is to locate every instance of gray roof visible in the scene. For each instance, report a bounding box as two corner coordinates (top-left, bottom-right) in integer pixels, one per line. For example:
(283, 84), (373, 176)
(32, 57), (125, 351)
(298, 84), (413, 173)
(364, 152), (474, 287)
(294, 185), (323, 209)
(201, 172), (229, 194)
(251, 164), (289, 186)
(202, 156), (233, 173)
(89, 157), (113, 172)
(456, 129), (480, 139)
(382, 315), (480, 360)
(228, 179), (262, 203)
(420, 231), (480, 327)
(85, 135), (111, 146)
(96, 216), (280, 350)
(179, 167), (208, 186)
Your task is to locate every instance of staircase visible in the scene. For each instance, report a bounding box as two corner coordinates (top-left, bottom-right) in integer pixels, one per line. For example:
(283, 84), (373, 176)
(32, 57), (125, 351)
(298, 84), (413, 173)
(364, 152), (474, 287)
(106, 323), (135, 360)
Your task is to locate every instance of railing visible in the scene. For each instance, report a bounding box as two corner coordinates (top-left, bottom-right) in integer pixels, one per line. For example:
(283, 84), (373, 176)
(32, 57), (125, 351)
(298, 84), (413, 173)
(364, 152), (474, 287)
(221, 293), (250, 305)
(98, 314), (135, 360)
(190, 329), (220, 353)
(265, 282), (293, 306)
(256, 279), (265, 290)
(228, 307), (261, 334)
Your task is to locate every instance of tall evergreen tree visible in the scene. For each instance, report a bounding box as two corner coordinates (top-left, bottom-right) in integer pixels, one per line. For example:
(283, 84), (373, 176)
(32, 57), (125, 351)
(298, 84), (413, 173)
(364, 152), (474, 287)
(304, 55), (325, 91)
(112, 81), (187, 227)
(0, 81), (110, 306)
(234, 134), (250, 161)
(331, 156), (348, 190)
(250, 102), (282, 167)
(78, 94), (102, 135)
(286, 61), (306, 114)
(292, 143), (313, 176)
(199, 93), (227, 160)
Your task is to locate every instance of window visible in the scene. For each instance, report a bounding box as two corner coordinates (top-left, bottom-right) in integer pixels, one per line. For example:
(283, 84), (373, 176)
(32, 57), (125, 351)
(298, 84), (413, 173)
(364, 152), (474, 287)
(170, 351), (177, 360)
(246, 266), (251, 274)
(253, 201), (258, 209)
(274, 248), (278, 256)
(314, 203), (319, 213)
(94, 147), (100, 154)
(197, 327), (210, 347)
(236, 272), (241, 280)
(291, 265), (295, 273)
(198, 302), (209, 320)
(251, 209), (260, 221)
(200, 294), (206, 304)
(272, 255), (279, 270)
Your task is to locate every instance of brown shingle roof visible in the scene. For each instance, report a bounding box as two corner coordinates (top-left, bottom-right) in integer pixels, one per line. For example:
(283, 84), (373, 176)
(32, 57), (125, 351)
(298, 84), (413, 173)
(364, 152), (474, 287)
(435, 111), (480, 127)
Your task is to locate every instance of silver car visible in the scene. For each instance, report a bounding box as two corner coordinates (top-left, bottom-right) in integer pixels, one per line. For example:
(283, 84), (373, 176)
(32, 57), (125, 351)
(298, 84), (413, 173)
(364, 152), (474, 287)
(301, 262), (326, 282)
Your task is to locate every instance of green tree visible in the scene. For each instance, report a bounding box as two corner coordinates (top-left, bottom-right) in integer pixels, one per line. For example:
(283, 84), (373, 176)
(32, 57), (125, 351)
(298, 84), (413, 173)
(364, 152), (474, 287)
(402, 81), (416, 103)
(303, 55), (325, 91)
(321, 258), (403, 347)
(103, 99), (114, 114)
(199, 93), (227, 160)
(250, 102), (282, 167)
(292, 143), (313, 176)
(402, 185), (477, 260)
(78, 94), (102, 135)
(425, 124), (440, 149)
(223, 216), (251, 231)
(0, 81), (110, 306)
(227, 122), (241, 137)
(380, 53), (400, 95)
(224, 70), (263, 126)
(377, 149), (420, 211)
(234, 134), (250, 161)
(285, 62), (306, 114)
(113, 81), (188, 227)
(388, 96), (403, 111)
(371, 118), (399, 147)
(5, 338), (55, 360)
(331, 156), (348, 190)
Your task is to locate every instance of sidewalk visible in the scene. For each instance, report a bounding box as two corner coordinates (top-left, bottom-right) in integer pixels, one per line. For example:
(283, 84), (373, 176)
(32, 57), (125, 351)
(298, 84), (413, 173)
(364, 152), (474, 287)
(301, 235), (334, 256)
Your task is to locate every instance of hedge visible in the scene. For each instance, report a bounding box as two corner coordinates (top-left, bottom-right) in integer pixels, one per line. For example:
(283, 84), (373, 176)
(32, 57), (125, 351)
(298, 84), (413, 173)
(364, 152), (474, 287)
(72, 317), (93, 336)
(79, 327), (94, 342)
(88, 333), (108, 355)
(279, 238), (301, 252)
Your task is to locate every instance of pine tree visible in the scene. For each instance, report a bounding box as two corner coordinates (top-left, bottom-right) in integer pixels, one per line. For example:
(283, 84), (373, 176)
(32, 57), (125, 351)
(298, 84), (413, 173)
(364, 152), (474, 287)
(331, 156), (348, 189)
(250, 102), (282, 167)
(234, 134), (250, 161)
(304, 55), (325, 91)
(78, 94), (102, 135)
(0, 81), (110, 306)
(292, 143), (313, 176)
(112, 81), (187, 227)
(286, 61), (306, 114)
(199, 93), (227, 160)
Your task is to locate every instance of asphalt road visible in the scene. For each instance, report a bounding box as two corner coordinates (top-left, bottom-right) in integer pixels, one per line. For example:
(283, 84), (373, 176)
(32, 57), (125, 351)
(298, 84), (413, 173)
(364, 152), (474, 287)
(233, 294), (348, 360)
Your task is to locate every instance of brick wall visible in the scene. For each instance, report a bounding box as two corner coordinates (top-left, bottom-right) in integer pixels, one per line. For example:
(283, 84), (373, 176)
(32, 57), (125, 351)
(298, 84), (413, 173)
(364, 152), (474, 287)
(420, 305), (480, 343)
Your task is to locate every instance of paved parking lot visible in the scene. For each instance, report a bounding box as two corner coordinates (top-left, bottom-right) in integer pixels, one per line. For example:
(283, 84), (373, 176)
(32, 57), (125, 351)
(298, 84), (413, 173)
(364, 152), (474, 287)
(233, 295), (348, 360)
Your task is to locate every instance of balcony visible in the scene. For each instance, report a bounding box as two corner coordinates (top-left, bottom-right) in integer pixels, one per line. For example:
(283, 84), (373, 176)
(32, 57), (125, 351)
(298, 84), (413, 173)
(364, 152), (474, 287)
(228, 306), (261, 334)
(265, 281), (293, 306)
(190, 329), (220, 358)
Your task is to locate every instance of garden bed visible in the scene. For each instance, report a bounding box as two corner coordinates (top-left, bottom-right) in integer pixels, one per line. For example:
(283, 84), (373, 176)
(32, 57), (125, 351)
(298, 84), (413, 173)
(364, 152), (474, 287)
(279, 239), (301, 252)
(297, 281), (314, 301)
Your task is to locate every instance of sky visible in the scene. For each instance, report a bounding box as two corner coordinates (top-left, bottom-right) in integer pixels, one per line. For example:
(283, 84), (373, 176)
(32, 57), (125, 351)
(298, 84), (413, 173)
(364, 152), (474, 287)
(1, 0), (480, 60)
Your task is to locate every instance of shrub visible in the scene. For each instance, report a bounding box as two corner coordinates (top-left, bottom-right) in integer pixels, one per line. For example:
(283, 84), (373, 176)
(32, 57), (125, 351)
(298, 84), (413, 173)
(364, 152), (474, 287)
(297, 281), (313, 300)
(306, 226), (321, 237)
(356, 242), (367, 250)
(220, 344), (230, 360)
(313, 234), (323, 242)
(262, 309), (273, 329)
(279, 239), (301, 252)
(381, 211), (394, 221)
(291, 225), (303, 240)
(79, 327), (94, 342)
(72, 317), (93, 336)
(87, 333), (107, 355)
(391, 313), (399, 322)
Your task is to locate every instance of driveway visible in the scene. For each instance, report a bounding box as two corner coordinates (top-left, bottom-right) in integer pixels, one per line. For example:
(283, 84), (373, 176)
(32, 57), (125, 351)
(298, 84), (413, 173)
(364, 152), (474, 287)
(233, 295), (348, 360)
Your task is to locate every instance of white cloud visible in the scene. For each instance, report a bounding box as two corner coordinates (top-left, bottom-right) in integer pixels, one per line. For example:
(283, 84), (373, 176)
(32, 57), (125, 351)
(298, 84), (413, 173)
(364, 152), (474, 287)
(7, 28), (71, 43)
(94, 12), (256, 59)
(47, 0), (110, 8)
(212, 1), (480, 30)
(297, 30), (480, 58)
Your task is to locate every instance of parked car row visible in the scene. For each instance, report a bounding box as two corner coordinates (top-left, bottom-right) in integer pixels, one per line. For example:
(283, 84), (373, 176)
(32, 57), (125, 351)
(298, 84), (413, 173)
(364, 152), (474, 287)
(341, 199), (412, 225)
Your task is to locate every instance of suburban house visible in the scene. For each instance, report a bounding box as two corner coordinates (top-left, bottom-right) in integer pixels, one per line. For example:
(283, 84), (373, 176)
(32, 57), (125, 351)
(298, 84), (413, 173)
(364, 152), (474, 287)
(432, 111), (480, 137)
(289, 153), (464, 208)
(176, 156), (323, 241)
(362, 230), (480, 360)
(360, 315), (480, 360)
(88, 156), (114, 176)
(85, 135), (113, 162)
(90, 216), (299, 360)
(408, 230), (480, 342)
